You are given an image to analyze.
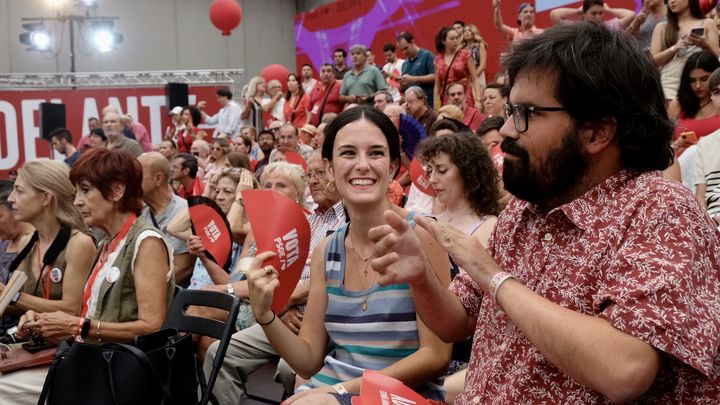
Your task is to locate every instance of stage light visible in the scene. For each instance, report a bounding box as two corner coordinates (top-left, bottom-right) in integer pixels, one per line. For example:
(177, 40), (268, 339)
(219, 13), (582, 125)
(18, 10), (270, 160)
(19, 25), (53, 51)
(93, 29), (114, 52)
(79, 0), (97, 7)
(31, 31), (52, 50)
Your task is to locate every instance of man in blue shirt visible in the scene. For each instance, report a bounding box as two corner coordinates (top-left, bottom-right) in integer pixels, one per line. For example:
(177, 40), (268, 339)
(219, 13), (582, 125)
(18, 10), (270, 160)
(50, 128), (81, 166)
(396, 31), (436, 108)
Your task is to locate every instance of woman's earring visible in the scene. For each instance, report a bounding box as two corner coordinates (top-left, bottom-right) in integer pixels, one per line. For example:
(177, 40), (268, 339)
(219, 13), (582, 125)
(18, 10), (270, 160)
(325, 178), (337, 194)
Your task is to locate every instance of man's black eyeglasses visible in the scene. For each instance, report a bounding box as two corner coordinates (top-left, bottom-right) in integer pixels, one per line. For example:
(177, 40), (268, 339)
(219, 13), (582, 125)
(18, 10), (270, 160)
(504, 103), (568, 133)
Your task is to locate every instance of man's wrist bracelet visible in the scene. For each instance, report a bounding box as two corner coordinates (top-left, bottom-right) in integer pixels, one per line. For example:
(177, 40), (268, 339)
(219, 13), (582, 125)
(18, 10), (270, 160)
(332, 383), (348, 395)
(488, 272), (517, 301)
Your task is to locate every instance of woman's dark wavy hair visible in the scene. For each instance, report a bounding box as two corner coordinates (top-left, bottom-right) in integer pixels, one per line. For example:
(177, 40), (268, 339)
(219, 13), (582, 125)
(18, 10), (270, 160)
(665, 0), (704, 50)
(502, 22), (674, 171)
(183, 105), (202, 127)
(321, 106), (401, 177)
(435, 26), (453, 54)
(677, 51), (720, 118)
(418, 132), (500, 216)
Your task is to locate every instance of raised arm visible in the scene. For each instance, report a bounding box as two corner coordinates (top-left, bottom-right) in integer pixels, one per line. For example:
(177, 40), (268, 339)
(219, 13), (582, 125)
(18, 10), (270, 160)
(493, 0), (514, 38)
(605, 4), (636, 29)
(550, 7), (581, 25)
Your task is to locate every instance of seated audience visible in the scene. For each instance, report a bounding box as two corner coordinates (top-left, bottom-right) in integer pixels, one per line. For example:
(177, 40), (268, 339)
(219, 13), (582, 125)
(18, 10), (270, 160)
(0, 149), (173, 403)
(238, 106), (451, 404)
(172, 153), (205, 198)
(204, 152), (346, 400)
(139, 152), (194, 287)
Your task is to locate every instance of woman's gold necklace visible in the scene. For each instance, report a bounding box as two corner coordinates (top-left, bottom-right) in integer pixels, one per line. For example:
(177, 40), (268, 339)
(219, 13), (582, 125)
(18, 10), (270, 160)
(348, 232), (375, 311)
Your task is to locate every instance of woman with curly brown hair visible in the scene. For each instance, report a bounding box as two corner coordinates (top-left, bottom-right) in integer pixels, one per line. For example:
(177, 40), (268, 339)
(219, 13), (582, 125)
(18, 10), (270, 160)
(417, 132), (500, 403)
(418, 132), (499, 250)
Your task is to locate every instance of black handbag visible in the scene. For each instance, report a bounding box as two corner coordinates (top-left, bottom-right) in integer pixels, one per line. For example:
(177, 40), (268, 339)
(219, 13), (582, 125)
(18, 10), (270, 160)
(38, 328), (200, 405)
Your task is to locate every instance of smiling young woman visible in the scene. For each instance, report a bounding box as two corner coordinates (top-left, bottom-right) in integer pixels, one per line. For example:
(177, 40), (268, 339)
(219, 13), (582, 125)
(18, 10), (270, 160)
(242, 106), (452, 405)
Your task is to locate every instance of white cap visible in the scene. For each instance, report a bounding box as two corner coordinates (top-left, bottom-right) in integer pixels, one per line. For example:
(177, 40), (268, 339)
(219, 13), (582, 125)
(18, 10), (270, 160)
(169, 106), (183, 115)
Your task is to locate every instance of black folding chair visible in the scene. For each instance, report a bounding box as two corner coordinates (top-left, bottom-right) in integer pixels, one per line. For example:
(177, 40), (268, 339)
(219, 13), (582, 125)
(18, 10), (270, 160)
(162, 289), (240, 405)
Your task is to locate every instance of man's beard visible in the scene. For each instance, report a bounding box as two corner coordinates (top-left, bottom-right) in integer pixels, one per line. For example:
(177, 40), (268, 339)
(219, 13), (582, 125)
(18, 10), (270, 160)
(260, 145), (273, 155)
(501, 127), (588, 208)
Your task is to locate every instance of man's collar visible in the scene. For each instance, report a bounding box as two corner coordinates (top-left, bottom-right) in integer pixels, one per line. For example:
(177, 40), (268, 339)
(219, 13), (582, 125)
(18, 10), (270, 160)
(518, 170), (642, 230)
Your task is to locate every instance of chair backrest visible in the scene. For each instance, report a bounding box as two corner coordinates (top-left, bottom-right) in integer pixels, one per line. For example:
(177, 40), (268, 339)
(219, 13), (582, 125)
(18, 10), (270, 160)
(162, 289), (239, 339)
(163, 289), (240, 405)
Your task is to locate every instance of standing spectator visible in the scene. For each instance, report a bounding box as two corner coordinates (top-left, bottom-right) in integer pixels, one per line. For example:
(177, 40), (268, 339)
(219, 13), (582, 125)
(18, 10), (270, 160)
(173, 106), (207, 154)
(339, 44), (387, 105)
(371, 22), (720, 404)
(164, 106), (185, 146)
(452, 20), (466, 37)
(669, 51), (720, 139)
(551, 0), (636, 30)
(373, 90), (394, 111)
(483, 83), (508, 117)
(625, 0), (667, 50)
(284, 73), (310, 128)
(307, 63), (343, 126)
(447, 82), (486, 131)
(253, 129), (276, 179)
(381, 43), (405, 103)
(301, 63), (318, 95)
(434, 26), (481, 111)
(241, 76), (269, 130)
(122, 114), (153, 153)
(404, 86), (438, 135)
(50, 128), (81, 166)
(463, 24), (488, 90)
(173, 152), (204, 198)
(76, 117), (100, 150)
(694, 67), (720, 224)
(651, 0), (719, 100)
(104, 112), (143, 157)
(332, 48), (351, 80)
(199, 88), (243, 138)
(397, 31), (437, 108)
(493, 0), (545, 42)
(366, 48), (376, 66)
(263, 80), (286, 125)
(88, 128), (107, 149)
(139, 152), (194, 287)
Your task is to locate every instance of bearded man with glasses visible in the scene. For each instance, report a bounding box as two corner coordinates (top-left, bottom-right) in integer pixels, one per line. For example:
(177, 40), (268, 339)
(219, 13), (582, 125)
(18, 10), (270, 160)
(370, 22), (720, 404)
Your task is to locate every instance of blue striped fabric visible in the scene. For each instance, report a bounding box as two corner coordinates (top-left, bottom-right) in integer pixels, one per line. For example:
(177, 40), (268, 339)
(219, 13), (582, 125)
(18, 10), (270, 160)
(298, 215), (445, 400)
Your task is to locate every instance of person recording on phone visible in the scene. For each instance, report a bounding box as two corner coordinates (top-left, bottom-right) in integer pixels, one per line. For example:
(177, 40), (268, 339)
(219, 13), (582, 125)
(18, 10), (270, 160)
(650, 0), (719, 100)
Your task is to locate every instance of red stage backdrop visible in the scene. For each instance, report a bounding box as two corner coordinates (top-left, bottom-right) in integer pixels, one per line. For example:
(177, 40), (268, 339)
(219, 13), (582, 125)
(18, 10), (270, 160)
(0, 86), (224, 177)
(294, 0), (639, 80)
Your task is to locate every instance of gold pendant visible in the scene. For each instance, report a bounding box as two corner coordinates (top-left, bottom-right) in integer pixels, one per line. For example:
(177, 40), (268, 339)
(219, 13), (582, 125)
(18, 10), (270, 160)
(361, 301), (368, 311)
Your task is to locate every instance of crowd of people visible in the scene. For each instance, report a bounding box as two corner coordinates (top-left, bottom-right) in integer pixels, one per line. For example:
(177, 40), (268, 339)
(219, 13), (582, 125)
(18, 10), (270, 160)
(1, 1), (720, 404)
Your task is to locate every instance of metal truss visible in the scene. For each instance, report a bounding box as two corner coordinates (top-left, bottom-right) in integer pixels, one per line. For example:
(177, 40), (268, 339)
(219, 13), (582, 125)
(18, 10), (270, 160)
(0, 69), (245, 94)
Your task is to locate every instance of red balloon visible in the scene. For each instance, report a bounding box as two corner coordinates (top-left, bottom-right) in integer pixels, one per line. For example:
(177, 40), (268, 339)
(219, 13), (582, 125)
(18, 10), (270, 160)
(700, 0), (718, 14)
(259, 64), (291, 92)
(209, 0), (242, 36)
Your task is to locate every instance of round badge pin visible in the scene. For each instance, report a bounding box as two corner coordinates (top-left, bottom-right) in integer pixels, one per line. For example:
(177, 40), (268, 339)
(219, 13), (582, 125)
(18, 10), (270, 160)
(50, 267), (63, 283)
(106, 267), (120, 283)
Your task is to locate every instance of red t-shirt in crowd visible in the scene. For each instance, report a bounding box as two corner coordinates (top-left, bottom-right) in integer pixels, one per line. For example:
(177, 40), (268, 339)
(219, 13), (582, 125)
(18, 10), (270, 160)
(307, 80), (343, 126)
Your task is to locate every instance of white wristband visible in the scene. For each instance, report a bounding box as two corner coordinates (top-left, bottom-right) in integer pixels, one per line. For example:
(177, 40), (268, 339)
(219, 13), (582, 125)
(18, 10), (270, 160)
(226, 283), (234, 295)
(488, 272), (516, 301)
(332, 383), (347, 395)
